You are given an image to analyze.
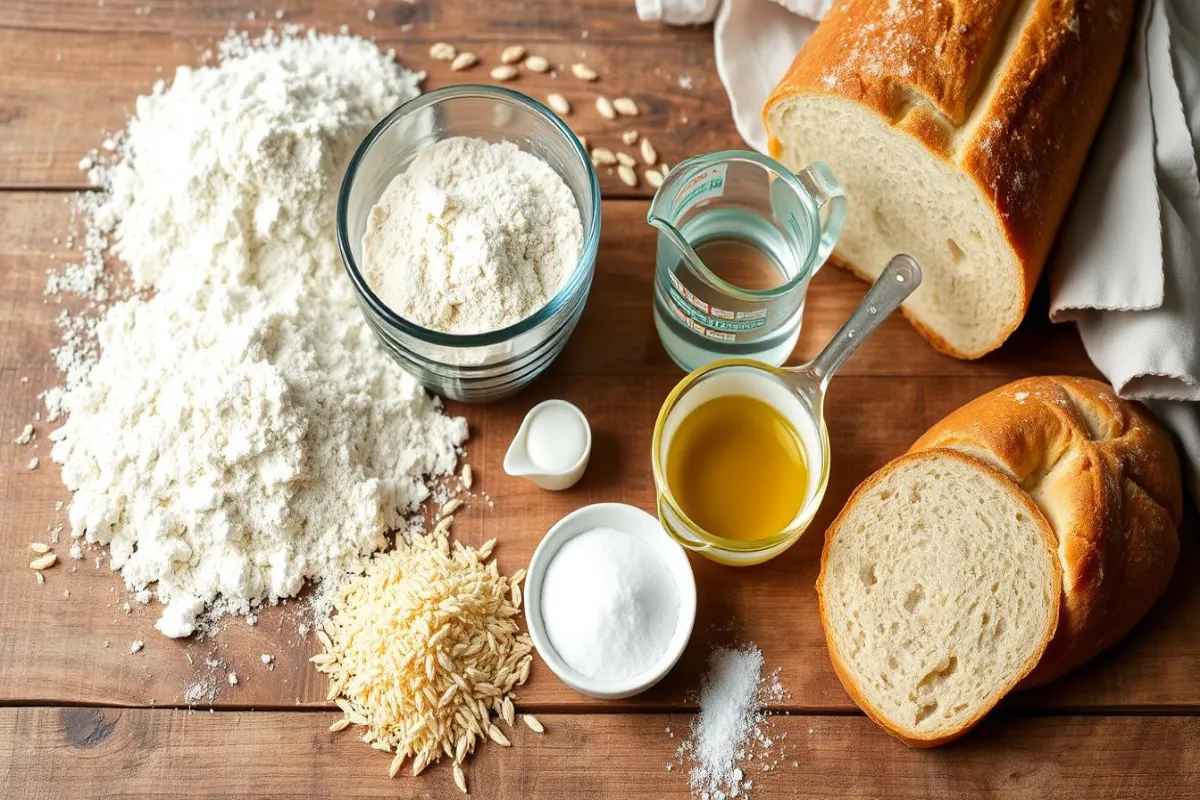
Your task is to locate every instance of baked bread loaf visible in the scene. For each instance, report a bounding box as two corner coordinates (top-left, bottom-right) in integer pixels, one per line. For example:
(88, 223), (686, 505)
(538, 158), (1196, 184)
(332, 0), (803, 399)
(818, 377), (1183, 746)
(818, 449), (1061, 746)
(763, 0), (1135, 358)
(910, 376), (1183, 686)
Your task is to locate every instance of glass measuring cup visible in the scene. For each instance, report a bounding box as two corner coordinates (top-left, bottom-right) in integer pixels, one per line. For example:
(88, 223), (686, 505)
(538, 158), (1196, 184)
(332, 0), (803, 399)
(651, 255), (922, 565)
(648, 151), (847, 372)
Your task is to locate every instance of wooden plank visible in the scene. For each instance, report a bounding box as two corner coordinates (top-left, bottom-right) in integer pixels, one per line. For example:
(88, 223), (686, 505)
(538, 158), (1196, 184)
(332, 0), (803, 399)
(2, 708), (1198, 799)
(0, 0), (693, 42)
(0, 193), (1100, 380)
(1, 191), (1196, 712)
(0, 1), (723, 190)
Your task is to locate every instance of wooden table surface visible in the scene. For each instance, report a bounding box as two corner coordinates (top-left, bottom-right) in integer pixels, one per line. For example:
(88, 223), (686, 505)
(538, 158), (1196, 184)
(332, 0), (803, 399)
(1, 1), (1197, 797)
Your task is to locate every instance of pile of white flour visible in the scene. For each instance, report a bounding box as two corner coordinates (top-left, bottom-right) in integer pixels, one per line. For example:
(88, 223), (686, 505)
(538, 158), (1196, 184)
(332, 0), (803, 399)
(48, 29), (469, 638)
(362, 137), (583, 334)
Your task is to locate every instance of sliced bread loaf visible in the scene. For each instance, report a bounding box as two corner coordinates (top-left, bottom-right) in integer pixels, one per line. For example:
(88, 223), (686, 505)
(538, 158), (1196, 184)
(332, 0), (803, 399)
(763, 0), (1135, 358)
(818, 449), (1061, 746)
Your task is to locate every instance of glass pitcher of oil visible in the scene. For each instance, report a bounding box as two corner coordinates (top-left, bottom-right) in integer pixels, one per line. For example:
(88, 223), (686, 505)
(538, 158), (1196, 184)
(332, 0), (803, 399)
(648, 151), (847, 372)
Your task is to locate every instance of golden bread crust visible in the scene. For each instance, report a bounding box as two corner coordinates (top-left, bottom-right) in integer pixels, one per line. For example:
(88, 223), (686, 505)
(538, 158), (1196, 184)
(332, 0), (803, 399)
(765, 0), (1136, 358)
(909, 376), (1183, 685)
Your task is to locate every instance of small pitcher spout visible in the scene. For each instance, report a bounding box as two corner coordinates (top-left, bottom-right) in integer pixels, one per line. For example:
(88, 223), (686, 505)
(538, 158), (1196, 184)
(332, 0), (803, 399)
(502, 434), (538, 477)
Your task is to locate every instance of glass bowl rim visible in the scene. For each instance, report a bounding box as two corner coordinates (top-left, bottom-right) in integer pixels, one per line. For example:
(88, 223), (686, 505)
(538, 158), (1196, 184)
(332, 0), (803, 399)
(650, 358), (832, 553)
(336, 84), (602, 349)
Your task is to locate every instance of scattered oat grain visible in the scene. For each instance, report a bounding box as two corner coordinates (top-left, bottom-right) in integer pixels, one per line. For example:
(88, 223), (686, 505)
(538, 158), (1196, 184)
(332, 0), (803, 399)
(524, 55), (550, 73)
(451, 52), (479, 71)
(440, 498), (463, 518)
(640, 138), (658, 165)
(571, 63), (598, 81)
(591, 147), (617, 166)
(617, 164), (638, 187)
(621, 130), (639, 145)
(522, 714), (545, 733)
(547, 93), (571, 115)
(613, 97), (639, 116)
(645, 169), (664, 189)
(29, 542), (51, 555)
(430, 42), (457, 61)
(595, 96), (616, 120)
(500, 45), (526, 64)
(30, 553), (56, 570)
(462, 464), (474, 490)
(453, 763), (469, 794)
(488, 724), (511, 747)
(490, 65), (518, 81)
(616, 151), (636, 168)
(501, 696), (515, 725)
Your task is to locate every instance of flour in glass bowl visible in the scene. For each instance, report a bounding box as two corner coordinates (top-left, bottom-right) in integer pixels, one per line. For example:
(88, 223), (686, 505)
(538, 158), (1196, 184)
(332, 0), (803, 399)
(45, 28), (469, 639)
(362, 136), (583, 335)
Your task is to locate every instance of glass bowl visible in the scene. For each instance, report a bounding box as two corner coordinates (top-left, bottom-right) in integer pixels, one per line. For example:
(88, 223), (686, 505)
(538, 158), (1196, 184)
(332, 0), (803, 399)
(337, 85), (601, 402)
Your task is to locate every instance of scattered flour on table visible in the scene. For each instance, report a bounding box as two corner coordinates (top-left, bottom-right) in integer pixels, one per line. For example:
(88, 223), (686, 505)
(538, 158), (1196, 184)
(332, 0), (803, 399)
(362, 136), (583, 334)
(45, 28), (469, 639)
(675, 644), (790, 800)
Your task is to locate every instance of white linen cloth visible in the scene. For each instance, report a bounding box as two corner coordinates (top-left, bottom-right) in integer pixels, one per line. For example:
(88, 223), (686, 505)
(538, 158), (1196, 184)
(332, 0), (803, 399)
(638, 0), (1200, 503)
(1050, 0), (1200, 503)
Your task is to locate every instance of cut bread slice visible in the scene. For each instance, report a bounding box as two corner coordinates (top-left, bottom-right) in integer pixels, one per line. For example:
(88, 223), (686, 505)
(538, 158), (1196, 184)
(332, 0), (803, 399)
(767, 94), (1025, 359)
(818, 449), (1061, 746)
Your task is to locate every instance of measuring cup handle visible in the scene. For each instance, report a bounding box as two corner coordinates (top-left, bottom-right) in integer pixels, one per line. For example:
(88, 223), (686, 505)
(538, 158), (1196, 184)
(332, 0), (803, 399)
(796, 162), (847, 270)
(809, 254), (923, 389)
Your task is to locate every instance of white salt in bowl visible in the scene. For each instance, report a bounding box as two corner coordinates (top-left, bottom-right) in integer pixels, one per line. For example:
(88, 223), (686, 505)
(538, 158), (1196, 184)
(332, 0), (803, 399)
(524, 502), (697, 700)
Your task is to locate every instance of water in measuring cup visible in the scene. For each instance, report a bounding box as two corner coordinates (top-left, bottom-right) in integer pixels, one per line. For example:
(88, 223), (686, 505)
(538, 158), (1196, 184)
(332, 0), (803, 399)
(653, 206), (810, 370)
(692, 238), (788, 291)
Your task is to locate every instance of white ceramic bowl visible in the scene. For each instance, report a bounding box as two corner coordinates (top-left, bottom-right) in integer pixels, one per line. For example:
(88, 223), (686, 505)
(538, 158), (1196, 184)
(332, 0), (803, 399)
(523, 502), (697, 700)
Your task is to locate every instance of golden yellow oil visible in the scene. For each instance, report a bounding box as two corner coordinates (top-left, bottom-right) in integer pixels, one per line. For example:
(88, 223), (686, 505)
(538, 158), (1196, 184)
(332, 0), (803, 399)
(666, 394), (807, 542)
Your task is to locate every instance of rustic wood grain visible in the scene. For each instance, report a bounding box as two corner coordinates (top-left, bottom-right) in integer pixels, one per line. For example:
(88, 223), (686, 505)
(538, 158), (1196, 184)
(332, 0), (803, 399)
(0, 1), (721, 191)
(1, 192), (1195, 713)
(0, 0), (694, 42)
(0, 193), (1100, 381)
(1, 1), (1197, 795)
(2, 708), (1198, 799)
